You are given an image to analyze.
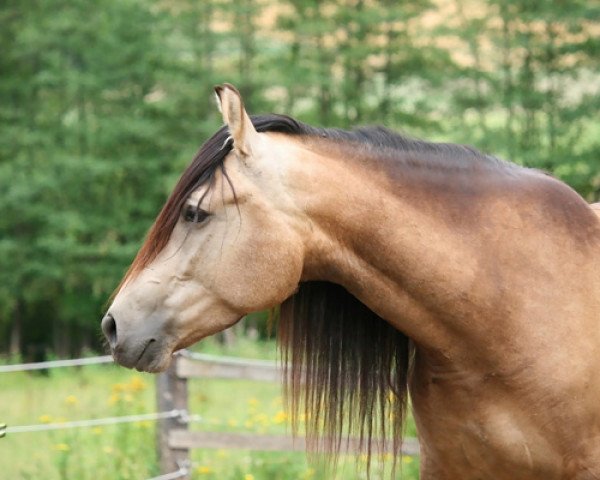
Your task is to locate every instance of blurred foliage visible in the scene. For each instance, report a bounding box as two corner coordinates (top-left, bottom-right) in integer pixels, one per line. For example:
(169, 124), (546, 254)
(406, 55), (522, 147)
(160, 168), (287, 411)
(0, 0), (598, 356)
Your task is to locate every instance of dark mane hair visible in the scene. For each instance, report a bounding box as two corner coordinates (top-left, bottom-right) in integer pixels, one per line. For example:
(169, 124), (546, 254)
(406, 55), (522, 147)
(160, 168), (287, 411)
(279, 282), (413, 474)
(117, 112), (508, 473)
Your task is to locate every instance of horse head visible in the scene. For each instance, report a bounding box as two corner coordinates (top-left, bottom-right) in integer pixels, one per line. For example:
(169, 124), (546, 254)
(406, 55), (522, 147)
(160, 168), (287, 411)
(102, 85), (307, 372)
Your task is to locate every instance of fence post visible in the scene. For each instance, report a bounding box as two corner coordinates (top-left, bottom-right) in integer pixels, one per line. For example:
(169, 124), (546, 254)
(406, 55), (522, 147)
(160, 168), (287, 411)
(156, 354), (188, 474)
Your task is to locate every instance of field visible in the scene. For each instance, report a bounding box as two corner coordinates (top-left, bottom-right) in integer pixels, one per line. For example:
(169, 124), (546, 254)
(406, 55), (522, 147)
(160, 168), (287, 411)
(0, 339), (419, 480)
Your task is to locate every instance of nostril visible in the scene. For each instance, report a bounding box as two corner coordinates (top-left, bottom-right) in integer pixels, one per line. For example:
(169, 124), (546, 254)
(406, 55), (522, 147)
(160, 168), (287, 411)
(101, 313), (118, 349)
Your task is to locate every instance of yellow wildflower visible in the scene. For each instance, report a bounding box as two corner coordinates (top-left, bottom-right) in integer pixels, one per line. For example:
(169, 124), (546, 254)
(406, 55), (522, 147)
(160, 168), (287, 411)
(302, 468), (315, 479)
(55, 443), (70, 452)
(227, 419), (238, 427)
(273, 410), (288, 424)
(108, 393), (120, 405)
(244, 475), (255, 480)
(128, 376), (146, 392)
(38, 414), (52, 424)
(111, 383), (125, 393)
(402, 456), (414, 464)
(65, 395), (78, 406)
(92, 427), (103, 435)
(216, 449), (229, 459)
(247, 398), (259, 407)
(196, 465), (213, 475)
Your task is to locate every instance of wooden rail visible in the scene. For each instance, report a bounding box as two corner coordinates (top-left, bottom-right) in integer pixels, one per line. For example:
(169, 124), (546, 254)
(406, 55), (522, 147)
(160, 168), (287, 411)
(156, 352), (420, 475)
(176, 353), (281, 382)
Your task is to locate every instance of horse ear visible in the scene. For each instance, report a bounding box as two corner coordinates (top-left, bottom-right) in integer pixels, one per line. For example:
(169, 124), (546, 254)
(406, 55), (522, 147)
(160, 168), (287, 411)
(214, 83), (258, 156)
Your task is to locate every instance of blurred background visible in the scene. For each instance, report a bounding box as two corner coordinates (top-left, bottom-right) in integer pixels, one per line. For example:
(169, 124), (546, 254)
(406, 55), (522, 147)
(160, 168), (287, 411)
(1, 1), (599, 479)
(1, 0), (599, 360)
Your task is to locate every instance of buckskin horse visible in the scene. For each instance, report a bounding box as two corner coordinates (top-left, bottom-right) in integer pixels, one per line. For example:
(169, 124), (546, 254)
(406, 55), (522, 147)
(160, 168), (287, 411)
(102, 84), (600, 479)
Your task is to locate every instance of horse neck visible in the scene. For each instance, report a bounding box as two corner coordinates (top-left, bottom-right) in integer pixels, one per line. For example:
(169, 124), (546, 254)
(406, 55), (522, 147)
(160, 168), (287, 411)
(283, 137), (599, 362)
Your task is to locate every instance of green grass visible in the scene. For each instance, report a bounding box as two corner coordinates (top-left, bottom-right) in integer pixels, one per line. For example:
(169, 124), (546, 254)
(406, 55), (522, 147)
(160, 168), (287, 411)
(0, 339), (419, 479)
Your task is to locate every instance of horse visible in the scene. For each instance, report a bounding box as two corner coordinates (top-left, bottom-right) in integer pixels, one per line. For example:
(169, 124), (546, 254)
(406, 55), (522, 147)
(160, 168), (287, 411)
(102, 84), (600, 479)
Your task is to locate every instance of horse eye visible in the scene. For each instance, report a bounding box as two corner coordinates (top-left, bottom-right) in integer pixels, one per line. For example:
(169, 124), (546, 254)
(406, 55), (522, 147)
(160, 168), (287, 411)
(183, 205), (210, 224)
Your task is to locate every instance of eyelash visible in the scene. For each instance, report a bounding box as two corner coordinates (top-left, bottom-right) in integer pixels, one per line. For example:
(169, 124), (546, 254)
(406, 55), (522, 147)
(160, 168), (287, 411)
(182, 205), (210, 224)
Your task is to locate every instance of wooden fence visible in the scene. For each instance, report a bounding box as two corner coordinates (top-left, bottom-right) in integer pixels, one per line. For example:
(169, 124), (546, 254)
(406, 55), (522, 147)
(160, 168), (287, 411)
(155, 352), (420, 475)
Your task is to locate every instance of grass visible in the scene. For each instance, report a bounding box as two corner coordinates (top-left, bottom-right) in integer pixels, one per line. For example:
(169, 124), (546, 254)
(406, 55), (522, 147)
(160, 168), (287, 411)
(0, 338), (419, 479)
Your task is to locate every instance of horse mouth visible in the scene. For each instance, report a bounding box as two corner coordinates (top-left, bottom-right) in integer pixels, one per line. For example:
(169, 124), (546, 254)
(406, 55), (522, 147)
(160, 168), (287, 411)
(134, 340), (174, 373)
(113, 338), (173, 373)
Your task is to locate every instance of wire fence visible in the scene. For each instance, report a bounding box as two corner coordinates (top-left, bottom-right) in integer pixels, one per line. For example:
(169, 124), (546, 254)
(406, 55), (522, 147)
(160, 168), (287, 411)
(0, 353), (190, 479)
(146, 466), (190, 480)
(1, 350), (418, 479)
(4, 410), (183, 434)
(0, 347), (259, 438)
(0, 351), (277, 480)
(0, 355), (114, 373)
(0, 349), (276, 374)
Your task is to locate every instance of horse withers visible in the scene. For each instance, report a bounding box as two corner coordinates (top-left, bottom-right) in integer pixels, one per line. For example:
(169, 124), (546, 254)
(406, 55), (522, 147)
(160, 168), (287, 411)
(102, 84), (600, 479)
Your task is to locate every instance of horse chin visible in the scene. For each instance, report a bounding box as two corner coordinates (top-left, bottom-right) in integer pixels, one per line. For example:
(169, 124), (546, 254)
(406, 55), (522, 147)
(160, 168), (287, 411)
(130, 340), (175, 373)
(135, 352), (173, 373)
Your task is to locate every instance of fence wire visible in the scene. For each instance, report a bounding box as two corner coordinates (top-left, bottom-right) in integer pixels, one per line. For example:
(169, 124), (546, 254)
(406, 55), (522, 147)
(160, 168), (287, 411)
(178, 349), (277, 368)
(3, 409), (185, 435)
(0, 349), (274, 374)
(145, 467), (189, 480)
(0, 355), (114, 373)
